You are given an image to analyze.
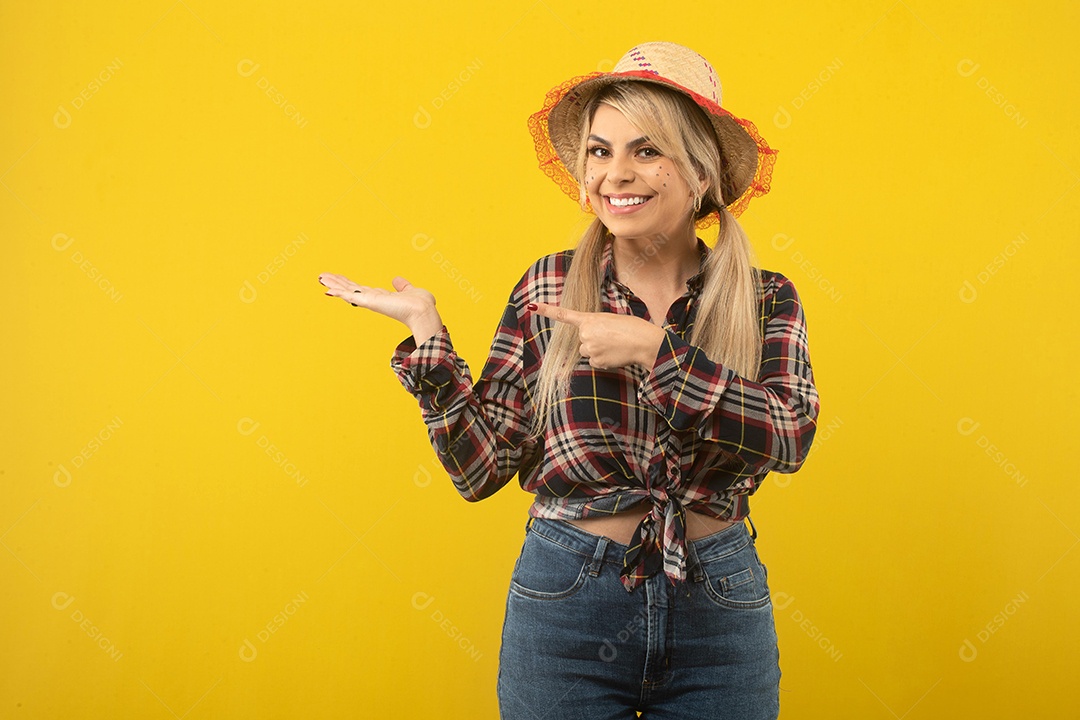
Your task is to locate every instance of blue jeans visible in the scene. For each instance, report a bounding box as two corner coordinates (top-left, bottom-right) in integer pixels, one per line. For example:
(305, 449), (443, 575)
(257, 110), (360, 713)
(497, 516), (781, 719)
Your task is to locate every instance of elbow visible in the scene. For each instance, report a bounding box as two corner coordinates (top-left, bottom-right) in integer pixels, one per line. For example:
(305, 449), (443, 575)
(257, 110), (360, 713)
(445, 444), (526, 502)
(458, 484), (497, 503)
(775, 417), (818, 473)
(455, 473), (513, 503)
(775, 391), (820, 472)
(755, 405), (818, 474)
(774, 452), (809, 475)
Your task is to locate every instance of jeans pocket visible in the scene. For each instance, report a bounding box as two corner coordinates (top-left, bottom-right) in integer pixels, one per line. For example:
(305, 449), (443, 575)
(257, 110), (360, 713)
(508, 528), (590, 601)
(699, 541), (771, 610)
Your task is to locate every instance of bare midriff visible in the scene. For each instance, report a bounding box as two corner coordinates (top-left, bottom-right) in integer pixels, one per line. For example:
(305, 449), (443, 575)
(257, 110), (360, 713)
(566, 507), (737, 546)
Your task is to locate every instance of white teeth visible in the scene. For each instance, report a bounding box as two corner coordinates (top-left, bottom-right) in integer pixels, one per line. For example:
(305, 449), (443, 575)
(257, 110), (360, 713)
(608, 196), (649, 207)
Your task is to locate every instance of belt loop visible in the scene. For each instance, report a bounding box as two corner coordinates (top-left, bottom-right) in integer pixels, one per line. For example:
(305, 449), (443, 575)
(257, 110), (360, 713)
(745, 514), (757, 541)
(686, 538), (704, 582)
(588, 535), (610, 577)
(526, 516), (535, 533)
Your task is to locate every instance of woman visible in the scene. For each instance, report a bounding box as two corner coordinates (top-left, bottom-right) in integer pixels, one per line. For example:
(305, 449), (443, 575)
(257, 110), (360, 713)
(319, 41), (820, 719)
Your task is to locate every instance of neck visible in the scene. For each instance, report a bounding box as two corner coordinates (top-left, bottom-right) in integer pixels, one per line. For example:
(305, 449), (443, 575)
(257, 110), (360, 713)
(610, 225), (700, 297)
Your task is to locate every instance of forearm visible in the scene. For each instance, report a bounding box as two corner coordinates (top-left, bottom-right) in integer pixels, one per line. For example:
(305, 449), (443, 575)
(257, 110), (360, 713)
(638, 328), (819, 473)
(390, 300), (535, 502)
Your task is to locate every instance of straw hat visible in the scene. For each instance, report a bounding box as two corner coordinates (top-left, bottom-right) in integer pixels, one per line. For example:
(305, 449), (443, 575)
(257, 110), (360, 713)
(528, 41), (777, 221)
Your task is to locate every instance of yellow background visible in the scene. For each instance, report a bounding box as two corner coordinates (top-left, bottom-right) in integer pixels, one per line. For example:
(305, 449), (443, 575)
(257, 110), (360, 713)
(3, 1), (1077, 717)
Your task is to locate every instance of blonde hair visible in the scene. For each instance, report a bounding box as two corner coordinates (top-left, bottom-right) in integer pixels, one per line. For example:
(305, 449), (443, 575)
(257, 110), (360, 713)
(526, 81), (763, 440)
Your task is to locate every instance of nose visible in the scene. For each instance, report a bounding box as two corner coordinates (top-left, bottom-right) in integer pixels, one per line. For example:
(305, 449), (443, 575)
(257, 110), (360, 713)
(608, 151), (635, 183)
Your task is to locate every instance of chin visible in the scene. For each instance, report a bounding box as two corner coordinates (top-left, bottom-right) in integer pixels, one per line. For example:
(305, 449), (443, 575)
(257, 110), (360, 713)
(599, 216), (666, 237)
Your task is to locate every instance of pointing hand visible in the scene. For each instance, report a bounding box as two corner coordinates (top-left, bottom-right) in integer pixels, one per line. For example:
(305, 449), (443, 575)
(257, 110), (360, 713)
(528, 302), (665, 371)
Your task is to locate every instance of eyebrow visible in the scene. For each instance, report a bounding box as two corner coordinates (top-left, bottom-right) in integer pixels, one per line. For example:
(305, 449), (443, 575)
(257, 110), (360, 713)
(588, 134), (650, 149)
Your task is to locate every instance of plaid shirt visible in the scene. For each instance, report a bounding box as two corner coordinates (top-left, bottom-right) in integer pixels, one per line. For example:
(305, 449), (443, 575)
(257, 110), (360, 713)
(390, 236), (820, 591)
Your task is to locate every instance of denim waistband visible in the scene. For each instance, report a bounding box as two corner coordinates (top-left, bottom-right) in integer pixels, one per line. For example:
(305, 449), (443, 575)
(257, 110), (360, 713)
(525, 516), (755, 579)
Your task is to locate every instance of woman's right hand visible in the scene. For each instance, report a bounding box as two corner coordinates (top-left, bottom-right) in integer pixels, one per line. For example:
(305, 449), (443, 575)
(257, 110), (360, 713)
(318, 273), (442, 339)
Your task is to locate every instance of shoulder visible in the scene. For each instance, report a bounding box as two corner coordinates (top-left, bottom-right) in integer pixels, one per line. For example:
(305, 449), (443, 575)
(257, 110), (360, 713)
(506, 248), (575, 305)
(758, 267), (791, 291)
(758, 268), (802, 295)
(757, 267), (807, 317)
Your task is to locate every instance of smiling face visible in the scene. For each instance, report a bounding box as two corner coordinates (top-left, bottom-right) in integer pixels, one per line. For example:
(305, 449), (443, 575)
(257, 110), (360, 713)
(584, 102), (702, 242)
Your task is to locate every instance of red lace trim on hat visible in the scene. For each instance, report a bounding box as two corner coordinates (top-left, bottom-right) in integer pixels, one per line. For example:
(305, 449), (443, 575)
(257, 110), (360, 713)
(527, 71), (778, 226)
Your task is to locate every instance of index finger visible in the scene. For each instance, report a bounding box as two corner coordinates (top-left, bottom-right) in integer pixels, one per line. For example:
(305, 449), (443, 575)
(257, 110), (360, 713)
(528, 301), (587, 326)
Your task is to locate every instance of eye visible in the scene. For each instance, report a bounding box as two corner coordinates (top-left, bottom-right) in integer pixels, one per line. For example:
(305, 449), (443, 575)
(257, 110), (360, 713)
(587, 145), (610, 158)
(637, 146), (661, 159)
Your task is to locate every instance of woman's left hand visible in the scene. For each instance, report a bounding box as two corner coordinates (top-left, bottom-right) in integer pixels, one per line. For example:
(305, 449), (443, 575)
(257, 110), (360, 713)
(528, 302), (666, 371)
